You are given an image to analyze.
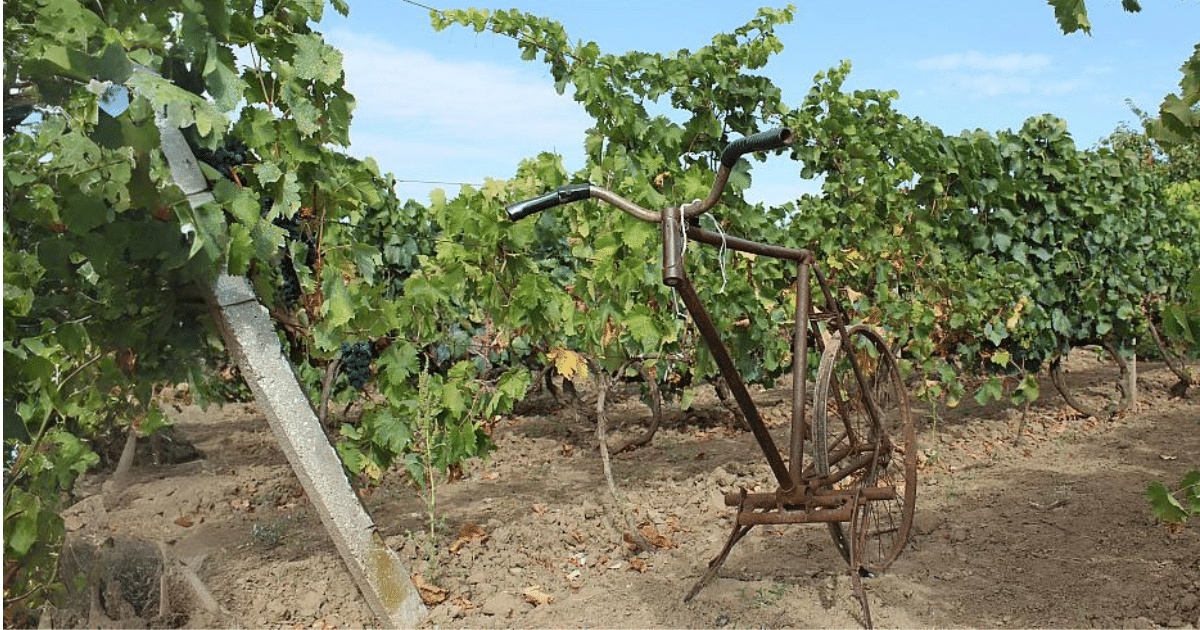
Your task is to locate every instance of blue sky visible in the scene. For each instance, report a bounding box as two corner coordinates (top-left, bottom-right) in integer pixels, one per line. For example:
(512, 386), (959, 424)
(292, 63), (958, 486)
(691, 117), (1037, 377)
(318, 1), (1197, 206)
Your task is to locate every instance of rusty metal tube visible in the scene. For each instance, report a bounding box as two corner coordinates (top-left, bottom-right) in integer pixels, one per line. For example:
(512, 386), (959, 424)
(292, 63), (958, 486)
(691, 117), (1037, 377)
(789, 261), (811, 490)
(738, 507), (853, 526)
(685, 224), (812, 262)
(671, 274), (793, 491)
(679, 166), (733, 218)
(661, 207), (685, 286)
(589, 187), (661, 223)
(724, 485), (897, 508)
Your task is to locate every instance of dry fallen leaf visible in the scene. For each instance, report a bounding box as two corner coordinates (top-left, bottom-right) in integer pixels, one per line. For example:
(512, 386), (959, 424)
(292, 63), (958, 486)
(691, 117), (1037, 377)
(628, 557), (648, 573)
(174, 515), (193, 528)
(411, 574), (449, 606)
(638, 521), (678, 549)
(532, 504), (547, 516)
(449, 522), (490, 554)
(522, 585), (553, 607)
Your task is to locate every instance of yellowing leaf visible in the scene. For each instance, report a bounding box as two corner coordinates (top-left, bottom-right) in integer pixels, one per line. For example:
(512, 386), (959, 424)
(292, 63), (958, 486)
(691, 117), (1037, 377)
(1007, 296), (1028, 330)
(548, 347), (588, 381)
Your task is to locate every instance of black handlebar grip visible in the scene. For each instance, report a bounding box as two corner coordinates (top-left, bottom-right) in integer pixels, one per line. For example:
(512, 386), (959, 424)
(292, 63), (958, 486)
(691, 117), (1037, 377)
(505, 183), (593, 221)
(719, 127), (794, 169)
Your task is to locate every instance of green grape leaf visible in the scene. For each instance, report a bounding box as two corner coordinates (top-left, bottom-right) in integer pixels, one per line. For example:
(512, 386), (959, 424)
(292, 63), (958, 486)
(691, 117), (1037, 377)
(321, 265), (354, 329)
(989, 350), (1011, 367)
(4, 490), (41, 556)
(254, 162), (284, 185)
(126, 70), (228, 137)
(292, 33), (344, 85)
(496, 368), (532, 404)
(349, 243), (381, 284)
(1144, 481), (1189, 524)
(373, 410), (413, 453)
(680, 387), (697, 412)
(203, 41), (245, 112)
(1183, 470), (1200, 513)
(61, 191), (111, 234)
(226, 222), (253, 275)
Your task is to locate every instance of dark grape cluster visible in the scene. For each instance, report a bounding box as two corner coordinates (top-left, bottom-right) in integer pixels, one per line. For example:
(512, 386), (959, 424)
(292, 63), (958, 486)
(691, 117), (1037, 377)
(273, 213), (318, 268)
(339, 341), (373, 390)
(259, 195), (301, 307)
(260, 194), (320, 308)
(193, 137), (249, 181)
(279, 256), (301, 306)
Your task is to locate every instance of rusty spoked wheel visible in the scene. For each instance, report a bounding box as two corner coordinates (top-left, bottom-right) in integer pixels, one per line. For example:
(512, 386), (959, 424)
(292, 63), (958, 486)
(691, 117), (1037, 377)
(813, 325), (917, 573)
(1049, 343), (1135, 420)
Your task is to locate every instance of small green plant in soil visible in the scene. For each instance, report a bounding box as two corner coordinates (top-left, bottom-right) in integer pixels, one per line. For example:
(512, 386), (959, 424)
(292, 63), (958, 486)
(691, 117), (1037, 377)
(1145, 469), (1200, 530)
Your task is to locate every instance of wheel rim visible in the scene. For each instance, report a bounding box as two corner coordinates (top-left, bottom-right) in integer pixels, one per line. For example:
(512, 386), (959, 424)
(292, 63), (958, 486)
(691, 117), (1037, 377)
(814, 325), (916, 572)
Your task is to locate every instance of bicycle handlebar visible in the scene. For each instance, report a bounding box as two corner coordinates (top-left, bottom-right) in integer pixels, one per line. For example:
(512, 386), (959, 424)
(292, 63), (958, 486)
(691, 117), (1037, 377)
(504, 183), (592, 221)
(720, 127), (793, 169)
(504, 127), (793, 222)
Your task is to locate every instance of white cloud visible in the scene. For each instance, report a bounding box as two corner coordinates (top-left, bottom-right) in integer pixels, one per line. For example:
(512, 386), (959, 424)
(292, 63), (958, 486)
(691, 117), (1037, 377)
(912, 50), (1092, 99)
(326, 29), (592, 195)
(1083, 64), (1115, 76)
(951, 74), (1034, 97)
(1039, 78), (1090, 96)
(333, 31), (585, 138)
(916, 51), (1052, 73)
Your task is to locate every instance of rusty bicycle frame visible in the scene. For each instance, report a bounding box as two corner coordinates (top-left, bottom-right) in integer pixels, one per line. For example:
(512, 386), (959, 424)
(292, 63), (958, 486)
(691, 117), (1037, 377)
(506, 128), (916, 621)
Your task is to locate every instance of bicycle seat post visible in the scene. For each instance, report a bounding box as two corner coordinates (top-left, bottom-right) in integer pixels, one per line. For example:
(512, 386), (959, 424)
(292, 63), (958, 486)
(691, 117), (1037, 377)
(789, 261), (812, 490)
(661, 206), (684, 287)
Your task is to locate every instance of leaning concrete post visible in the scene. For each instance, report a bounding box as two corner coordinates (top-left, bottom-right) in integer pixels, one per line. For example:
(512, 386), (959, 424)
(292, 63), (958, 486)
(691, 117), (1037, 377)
(205, 274), (424, 627)
(149, 68), (425, 627)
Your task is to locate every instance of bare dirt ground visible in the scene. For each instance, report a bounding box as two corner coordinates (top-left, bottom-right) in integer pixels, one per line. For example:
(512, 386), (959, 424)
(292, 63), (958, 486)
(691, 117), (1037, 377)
(57, 356), (1200, 629)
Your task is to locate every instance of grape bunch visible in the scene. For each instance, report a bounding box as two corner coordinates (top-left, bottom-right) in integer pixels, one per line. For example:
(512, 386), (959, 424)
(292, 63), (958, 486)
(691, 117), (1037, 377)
(279, 257), (301, 306)
(339, 341), (373, 390)
(193, 137), (249, 181)
(272, 212), (318, 269)
(264, 195), (319, 308)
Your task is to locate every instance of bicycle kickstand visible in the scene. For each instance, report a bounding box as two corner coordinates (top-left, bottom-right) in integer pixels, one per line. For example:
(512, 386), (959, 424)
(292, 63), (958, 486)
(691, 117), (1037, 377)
(684, 488), (755, 603)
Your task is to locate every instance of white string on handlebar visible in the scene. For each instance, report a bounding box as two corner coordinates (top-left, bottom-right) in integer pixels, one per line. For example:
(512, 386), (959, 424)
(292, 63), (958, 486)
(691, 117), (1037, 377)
(704, 214), (730, 294)
(678, 203), (692, 257)
(674, 203), (692, 320)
